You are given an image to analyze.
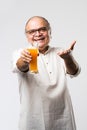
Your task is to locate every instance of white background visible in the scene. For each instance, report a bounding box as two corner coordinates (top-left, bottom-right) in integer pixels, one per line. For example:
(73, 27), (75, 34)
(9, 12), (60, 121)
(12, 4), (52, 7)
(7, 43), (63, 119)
(0, 0), (87, 130)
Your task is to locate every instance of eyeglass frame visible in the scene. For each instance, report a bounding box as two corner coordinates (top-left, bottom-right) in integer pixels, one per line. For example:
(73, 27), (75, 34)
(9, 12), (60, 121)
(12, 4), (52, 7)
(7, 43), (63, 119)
(25, 26), (49, 36)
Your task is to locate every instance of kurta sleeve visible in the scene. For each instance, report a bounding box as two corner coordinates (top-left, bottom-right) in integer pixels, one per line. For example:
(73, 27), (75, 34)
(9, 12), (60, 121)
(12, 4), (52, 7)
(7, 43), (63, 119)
(11, 49), (23, 73)
(67, 61), (81, 78)
(63, 52), (81, 78)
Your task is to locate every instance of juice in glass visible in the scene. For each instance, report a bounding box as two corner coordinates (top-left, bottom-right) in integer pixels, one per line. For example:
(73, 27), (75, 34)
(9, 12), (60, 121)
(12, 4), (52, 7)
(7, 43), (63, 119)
(27, 48), (38, 73)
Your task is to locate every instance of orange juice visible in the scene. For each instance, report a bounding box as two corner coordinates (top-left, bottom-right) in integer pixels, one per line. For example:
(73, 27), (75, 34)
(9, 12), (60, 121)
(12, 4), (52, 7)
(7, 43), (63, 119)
(28, 48), (38, 73)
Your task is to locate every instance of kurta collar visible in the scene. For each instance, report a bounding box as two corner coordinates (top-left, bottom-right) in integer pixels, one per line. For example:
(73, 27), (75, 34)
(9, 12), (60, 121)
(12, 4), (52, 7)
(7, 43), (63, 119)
(39, 46), (52, 55)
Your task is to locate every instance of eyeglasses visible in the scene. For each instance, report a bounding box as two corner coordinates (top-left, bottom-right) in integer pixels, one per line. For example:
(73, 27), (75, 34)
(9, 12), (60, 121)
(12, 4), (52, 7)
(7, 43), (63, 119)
(25, 26), (48, 35)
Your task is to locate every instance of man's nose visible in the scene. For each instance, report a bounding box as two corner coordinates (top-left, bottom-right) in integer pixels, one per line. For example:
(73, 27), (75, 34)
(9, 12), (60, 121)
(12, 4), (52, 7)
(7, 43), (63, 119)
(34, 30), (41, 36)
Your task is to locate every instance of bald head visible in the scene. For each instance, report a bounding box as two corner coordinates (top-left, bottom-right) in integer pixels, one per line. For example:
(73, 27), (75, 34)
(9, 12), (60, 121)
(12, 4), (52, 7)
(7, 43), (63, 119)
(25, 16), (51, 33)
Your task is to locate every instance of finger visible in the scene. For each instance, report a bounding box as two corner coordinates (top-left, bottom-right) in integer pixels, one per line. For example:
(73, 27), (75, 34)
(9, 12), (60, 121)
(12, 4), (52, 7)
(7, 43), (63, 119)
(69, 40), (76, 50)
(22, 56), (32, 63)
(57, 50), (64, 55)
(21, 50), (32, 62)
(21, 50), (31, 58)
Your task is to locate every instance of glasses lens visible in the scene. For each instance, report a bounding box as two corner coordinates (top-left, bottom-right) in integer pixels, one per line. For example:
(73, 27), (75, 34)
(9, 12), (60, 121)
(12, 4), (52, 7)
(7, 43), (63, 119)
(39, 27), (47, 32)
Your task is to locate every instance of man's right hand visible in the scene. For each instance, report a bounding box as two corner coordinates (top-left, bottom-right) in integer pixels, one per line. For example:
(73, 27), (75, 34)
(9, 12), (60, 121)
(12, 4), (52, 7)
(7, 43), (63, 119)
(21, 49), (32, 63)
(16, 49), (32, 72)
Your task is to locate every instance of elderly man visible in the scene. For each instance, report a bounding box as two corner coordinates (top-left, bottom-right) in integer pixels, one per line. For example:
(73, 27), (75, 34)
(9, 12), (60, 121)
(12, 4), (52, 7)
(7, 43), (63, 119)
(12, 16), (80, 130)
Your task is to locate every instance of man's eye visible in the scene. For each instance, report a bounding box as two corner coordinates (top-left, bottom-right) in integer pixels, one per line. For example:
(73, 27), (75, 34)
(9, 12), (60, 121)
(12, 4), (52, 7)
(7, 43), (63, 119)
(26, 27), (47, 35)
(29, 30), (35, 34)
(40, 27), (47, 31)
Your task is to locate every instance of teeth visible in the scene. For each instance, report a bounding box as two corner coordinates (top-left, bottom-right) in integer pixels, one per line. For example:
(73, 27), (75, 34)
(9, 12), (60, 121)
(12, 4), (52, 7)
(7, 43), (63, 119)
(35, 37), (44, 41)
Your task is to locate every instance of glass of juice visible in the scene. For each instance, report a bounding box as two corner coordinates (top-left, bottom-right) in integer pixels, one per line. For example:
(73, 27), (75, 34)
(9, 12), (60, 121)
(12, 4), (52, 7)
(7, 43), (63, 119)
(27, 47), (39, 73)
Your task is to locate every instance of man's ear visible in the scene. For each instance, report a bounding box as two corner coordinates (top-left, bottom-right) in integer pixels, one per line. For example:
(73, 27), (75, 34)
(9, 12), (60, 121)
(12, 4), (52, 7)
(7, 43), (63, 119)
(49, 29), (52, 39)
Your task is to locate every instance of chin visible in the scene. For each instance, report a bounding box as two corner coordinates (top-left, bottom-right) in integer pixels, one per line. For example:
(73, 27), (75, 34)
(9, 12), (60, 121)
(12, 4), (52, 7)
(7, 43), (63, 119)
(38, 46), (44, 50)
(38, 44), (45, 48)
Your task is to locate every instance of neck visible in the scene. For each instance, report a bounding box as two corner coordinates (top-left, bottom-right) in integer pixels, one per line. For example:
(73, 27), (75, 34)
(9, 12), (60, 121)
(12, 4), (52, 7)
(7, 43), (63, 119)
(39, 46), (49, 54)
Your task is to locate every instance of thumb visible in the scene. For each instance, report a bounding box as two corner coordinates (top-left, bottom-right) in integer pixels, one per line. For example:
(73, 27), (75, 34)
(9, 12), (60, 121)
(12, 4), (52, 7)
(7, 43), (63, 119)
(69, 40), (76, 50)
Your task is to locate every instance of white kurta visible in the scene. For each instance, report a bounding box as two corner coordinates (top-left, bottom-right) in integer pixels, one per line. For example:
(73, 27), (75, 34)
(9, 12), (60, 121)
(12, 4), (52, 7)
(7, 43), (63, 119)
(12, 46), (80, 130)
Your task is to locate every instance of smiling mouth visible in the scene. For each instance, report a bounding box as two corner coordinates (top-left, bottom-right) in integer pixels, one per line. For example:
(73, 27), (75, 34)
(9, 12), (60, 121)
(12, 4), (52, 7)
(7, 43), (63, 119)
(34, 37), (45, 41)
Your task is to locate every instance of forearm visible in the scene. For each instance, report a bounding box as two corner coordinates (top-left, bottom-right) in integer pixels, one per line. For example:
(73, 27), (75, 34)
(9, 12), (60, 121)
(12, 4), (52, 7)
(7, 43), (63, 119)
(64, 54), (78, 75)
(16, 57), (29, 72)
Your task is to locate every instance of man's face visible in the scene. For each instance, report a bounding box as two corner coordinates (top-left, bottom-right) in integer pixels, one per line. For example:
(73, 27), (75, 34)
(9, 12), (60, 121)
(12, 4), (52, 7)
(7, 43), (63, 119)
(25, 17), (51, 51)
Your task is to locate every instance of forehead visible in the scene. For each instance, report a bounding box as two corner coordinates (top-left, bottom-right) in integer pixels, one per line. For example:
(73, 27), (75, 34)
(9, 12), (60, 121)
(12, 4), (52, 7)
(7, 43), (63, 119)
(26, 18), (47, 30)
